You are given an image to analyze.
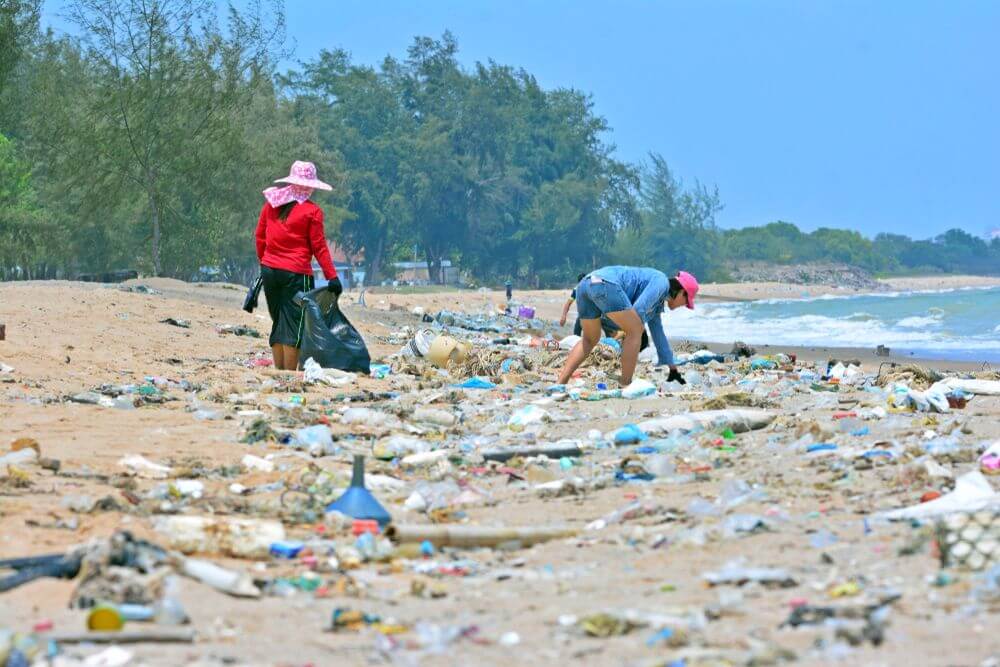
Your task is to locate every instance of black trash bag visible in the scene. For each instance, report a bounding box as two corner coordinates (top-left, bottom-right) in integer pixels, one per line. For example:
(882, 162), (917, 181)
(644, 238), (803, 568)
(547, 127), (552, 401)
(294, 287), (371, 373)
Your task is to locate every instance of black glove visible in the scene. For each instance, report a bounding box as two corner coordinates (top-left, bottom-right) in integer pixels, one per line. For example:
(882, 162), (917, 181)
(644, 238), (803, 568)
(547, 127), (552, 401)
(667, 367), (686, 385)
(326, 277), (343, 296)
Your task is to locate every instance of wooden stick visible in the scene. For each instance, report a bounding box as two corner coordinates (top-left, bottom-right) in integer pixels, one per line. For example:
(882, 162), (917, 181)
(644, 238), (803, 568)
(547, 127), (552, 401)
(42, 628), (195, 644)
(481, 444), (583, 463)
(387, 524), (577, 548)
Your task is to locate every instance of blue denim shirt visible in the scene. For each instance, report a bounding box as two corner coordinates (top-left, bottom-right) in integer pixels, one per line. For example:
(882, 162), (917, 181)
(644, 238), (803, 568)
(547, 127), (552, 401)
(590, 266), (674, 366)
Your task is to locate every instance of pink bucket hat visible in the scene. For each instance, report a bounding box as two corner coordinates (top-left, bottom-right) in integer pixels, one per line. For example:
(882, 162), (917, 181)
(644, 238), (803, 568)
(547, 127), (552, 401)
(676, 270), (699, 309)
(274, 160), (332, 191)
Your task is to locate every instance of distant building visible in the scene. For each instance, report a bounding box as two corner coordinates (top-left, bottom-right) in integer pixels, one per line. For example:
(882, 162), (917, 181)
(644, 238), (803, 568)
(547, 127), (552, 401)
(989, 227), (1000, 241)
(311, 242), (365, 289)
(393, 260), (460, 285)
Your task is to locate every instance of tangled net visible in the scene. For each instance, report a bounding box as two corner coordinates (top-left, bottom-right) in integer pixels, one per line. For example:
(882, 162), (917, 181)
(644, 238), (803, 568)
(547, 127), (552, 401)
(449, 349), (534, 378)
(875, 363), (943, 389)
(700, 391), (774, 410)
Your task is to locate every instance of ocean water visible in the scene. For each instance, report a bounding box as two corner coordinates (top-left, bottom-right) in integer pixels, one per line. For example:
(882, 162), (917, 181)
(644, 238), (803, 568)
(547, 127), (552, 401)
(664, 286), (1000, 362)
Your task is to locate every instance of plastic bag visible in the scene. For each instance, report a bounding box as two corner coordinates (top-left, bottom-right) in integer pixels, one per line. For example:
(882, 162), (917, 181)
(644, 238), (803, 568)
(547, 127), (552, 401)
(295, 287), (371, 373)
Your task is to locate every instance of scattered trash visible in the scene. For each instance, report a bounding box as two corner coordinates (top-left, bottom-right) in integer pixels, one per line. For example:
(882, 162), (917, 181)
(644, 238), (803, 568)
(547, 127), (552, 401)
(704, 561), (797, 588)
(216, 324), (260, 338)
(882, 471), (1000, 521)
(386, 524), (576, 548)
(622, 378), (656, 399)
(290, 424), (337, 456)
(302, 357), (356, 387)
(7, 282), (1000, 664)
(155, 516), (286, 559)
(936, 510), (1000, 571)
(508, 405), (549, 427)
(118, 455), (171, 479)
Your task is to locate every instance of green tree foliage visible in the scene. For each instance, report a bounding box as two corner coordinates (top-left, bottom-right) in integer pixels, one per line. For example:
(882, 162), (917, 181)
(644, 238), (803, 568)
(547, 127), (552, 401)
(28, 0), (286, 276)
(0, 0), (40, 95)
(1, 4), (996, 285)
(611, 153), (722, 279)
(287, 33), (637, 285)
(0, 132), (61, 278)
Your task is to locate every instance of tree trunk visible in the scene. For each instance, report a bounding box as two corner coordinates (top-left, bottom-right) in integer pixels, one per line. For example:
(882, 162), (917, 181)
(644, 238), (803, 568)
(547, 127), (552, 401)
(424, 248), (441, 284)
(367, 239), (384, 286)
(148, 188), (162, 277)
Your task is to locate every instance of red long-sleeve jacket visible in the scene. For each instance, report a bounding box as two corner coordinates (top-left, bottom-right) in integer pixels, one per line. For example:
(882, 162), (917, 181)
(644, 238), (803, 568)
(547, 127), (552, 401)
(255, 201), (338, 280)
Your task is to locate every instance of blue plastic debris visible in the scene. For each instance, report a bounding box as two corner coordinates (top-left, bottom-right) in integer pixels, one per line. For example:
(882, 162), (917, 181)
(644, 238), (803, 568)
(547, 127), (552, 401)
(269, 540), (305, 559)
(452, 377), (496, 390)
(325, 455), (392, 527)
(615, 470), (655, 482)
(646, 627), (675, 646)
(806, 443), (838, 453)
(599, 336), (622, 353)
(862, 449), (893, 459)
(613, 424), (647, 445)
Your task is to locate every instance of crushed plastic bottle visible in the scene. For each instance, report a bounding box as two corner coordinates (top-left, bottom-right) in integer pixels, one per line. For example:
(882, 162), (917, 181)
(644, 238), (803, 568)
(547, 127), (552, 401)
(622, 378), (656, 399)
(291, 424), (337, 457)
(508, 405), (549, 427)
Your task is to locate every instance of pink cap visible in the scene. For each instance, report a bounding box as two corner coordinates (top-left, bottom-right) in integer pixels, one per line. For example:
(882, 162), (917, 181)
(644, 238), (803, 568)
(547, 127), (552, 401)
(676, 271), (699, 309)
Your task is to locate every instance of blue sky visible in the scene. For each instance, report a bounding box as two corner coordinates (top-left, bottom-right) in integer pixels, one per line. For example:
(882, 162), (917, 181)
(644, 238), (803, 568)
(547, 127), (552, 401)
(42, 1), (1000, 239)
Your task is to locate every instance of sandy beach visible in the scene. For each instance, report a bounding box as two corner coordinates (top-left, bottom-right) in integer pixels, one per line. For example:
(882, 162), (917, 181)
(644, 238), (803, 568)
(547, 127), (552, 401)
(1, 278), (998, 666)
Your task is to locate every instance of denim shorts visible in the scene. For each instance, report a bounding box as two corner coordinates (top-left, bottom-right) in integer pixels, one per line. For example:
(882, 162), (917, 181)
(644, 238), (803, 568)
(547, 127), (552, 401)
(576, 278), (632, 319)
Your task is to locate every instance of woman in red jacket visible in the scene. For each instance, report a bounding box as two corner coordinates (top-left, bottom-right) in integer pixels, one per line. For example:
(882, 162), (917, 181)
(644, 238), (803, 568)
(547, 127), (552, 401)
(255, 161), (341, 370)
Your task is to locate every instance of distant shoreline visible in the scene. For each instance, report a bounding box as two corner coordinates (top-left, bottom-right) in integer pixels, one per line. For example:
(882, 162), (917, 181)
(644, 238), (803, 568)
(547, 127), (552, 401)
(697, 274), (1000, 302)
(671, 340), (994, 372)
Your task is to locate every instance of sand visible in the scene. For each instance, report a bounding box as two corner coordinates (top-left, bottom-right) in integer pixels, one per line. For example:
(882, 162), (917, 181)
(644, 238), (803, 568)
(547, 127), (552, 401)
(1, 278), (998, 666)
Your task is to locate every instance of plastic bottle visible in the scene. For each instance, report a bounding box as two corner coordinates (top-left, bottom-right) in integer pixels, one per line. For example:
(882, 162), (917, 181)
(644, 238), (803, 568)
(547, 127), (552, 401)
(292, 424), (336, 456)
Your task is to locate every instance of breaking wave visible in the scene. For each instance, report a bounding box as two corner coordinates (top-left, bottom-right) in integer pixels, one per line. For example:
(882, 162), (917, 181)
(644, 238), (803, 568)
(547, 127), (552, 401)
(664, 287), (1000, 360)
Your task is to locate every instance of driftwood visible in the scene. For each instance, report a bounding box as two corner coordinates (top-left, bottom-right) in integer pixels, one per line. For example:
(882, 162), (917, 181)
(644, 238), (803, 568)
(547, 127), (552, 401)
(387, 523), (577, 548)
(637, 409), (776, 436)
(43, 628), (195, 643)
(481, 443), (583, 463)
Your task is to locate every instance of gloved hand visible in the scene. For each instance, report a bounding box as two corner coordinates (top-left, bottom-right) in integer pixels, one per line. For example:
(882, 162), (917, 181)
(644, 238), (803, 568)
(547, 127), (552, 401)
(326, 277), (343, 296)
(667, 367), (686, 385)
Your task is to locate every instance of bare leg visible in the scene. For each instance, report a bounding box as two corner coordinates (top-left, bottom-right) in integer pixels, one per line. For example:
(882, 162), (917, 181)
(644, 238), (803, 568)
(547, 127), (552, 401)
(557, 318), (603, 384)
(605, 308), (645, 385)
(283, 345), (300, 371)
(271, 344), (284, 369)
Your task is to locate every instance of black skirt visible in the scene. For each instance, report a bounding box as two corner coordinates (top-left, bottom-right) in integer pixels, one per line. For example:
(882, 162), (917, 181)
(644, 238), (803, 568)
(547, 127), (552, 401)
(261, 265), (314, 347)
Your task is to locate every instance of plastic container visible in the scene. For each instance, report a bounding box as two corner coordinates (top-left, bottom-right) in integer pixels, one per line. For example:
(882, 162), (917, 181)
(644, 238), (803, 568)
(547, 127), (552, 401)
(400, 329), (436, 358)
(427, 336), (471, 368)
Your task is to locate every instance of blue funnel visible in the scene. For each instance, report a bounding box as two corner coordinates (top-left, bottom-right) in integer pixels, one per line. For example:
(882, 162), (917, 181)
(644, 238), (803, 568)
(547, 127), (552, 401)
(326, 455), (392, 527)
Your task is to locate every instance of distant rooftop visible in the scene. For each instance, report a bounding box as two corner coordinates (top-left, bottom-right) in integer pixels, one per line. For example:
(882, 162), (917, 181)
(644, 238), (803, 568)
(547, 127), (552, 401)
(394, 260), (453, 269)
